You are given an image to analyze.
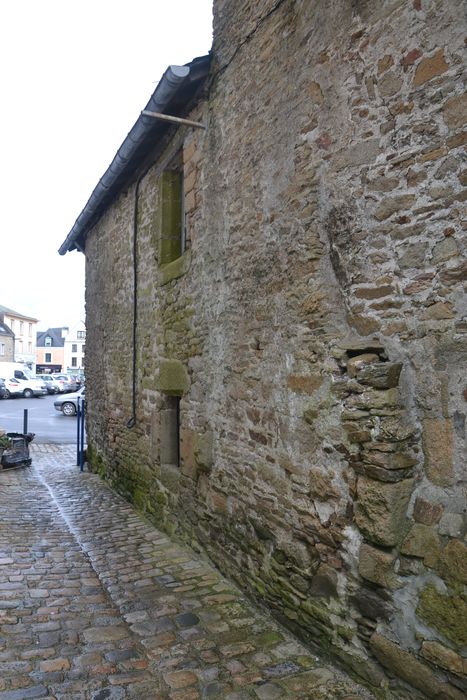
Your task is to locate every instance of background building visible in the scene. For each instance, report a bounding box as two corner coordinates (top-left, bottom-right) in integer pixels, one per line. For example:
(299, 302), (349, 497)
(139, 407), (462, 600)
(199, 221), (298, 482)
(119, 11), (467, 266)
(0, 304), (38, 369)
(36, 327), (67, 373)
(63, 321), (85, 374)
(0, 322), (15, 362)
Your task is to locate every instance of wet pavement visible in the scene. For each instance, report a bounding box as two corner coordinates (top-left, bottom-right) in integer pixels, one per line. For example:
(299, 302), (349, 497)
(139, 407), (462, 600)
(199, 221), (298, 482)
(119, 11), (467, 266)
(0, 445), (375, 699)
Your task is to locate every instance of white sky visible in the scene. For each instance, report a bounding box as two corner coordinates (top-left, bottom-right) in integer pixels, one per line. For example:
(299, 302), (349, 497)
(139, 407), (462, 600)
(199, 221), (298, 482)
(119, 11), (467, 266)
(0, 0), (213, 330)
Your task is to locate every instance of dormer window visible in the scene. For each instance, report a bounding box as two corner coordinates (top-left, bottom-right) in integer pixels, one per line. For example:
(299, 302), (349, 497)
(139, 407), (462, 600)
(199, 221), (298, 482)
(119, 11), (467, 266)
(45, 336), (52, 346)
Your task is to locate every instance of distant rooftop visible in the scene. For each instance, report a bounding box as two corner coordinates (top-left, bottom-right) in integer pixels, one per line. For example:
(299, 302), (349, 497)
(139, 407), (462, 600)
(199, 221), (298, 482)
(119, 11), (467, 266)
(0, 322), (14, 337)
(36, 327), (68, 348)
(0, 304), (39, 322)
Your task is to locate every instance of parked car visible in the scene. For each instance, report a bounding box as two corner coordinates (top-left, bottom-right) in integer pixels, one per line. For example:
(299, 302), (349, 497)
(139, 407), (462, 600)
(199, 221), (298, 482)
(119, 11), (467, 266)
(69, 374), (83, 388)
(36, 375), (61, 394)
(54, 386), (85, 416)
(51, 374), (75, 393)
(0, 377), (47, 398)
(0, 379), (9, 399)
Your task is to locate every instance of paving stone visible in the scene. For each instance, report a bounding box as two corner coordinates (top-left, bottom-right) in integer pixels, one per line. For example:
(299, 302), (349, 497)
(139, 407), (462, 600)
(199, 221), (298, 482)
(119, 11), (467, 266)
(0, 445), (376, 698)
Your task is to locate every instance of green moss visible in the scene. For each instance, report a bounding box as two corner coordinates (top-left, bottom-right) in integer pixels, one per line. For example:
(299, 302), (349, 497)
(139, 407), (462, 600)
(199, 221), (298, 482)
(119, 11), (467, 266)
(157, 358), (189, 395)
(87, 443), (106, 478)
(158, 170), (182, 265)
(132, 487), (147, 510)
(336, 624), (355, 642)
(301, 598), (331, 623)
(254, 631), (284, 648)
(155, 491), (168, 505)
(417, 584), (467, 647)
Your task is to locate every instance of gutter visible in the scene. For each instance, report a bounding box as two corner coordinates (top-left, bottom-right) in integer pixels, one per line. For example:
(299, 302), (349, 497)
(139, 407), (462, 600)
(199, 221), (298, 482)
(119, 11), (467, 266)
(59, 54), (211, 255)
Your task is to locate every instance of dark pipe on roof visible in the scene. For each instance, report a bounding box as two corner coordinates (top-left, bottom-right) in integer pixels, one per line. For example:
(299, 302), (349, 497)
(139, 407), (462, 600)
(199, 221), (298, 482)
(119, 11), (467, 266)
(59, 54), (210, 255)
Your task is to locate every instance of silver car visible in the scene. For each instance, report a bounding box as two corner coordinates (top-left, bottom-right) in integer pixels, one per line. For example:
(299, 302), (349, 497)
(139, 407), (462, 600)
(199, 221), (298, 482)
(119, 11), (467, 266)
(36, 375), (61, 394)
(51, 374), (75, 393)
(54, 386), (85, 416)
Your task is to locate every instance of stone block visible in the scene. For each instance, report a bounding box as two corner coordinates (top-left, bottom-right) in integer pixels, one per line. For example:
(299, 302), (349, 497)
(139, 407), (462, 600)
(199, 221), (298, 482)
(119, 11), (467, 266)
(378, 71), (403, 97)
(333, 138), (380, 170)
(355, 476), (414, 546)
(358, 543), (397, 588)
(286, 374), (323, 394)
(420, 301), (454, 320)
(413, 497), (443, 525)
(157, 359), (189, 396)
(369, 633), (465, 700)
(356, 362), (402, 389)
(421, 640), (464, 675)
(351, 587), (390, 621)
(346, 388), (400, 411)
(374, 195), (415, 221)
(422, 418), (454, 486)
(438, 512), (464, 537)
(413, 48), (448, 87)
(362, 450), (417, 470)
(309, 563), (338, 598)
(346, 354), (380, 377)
(442, 93), (467, 129)
(180, 427), (196, 479)
(160, 250), (191, 285)
(400, 524), (440, 568)
(441, 539), (467, 584)
(194, 430), (214, 473)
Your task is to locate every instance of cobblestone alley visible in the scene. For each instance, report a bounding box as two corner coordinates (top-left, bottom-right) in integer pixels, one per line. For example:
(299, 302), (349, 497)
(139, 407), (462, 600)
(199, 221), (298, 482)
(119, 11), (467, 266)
(0, 445), (376, 699)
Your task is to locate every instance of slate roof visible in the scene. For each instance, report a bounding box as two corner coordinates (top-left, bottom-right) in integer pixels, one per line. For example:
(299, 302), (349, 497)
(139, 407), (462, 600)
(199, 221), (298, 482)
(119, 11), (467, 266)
(0, 304), (38, 322)
(36, 327), (67, 348)
(0, 322), (14, 337)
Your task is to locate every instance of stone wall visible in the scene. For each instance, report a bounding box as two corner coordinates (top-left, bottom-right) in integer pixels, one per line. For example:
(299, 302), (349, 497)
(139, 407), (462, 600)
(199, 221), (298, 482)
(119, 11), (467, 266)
(84, 1), (466, 698)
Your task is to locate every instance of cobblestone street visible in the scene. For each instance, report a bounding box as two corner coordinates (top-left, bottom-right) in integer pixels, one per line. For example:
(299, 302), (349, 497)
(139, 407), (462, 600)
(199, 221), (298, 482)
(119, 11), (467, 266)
(0, 446), (375, 700)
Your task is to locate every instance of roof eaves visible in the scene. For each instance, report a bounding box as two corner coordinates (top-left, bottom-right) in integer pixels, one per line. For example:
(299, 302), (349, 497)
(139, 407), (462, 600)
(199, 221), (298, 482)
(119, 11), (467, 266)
(59, 54), (211, 256)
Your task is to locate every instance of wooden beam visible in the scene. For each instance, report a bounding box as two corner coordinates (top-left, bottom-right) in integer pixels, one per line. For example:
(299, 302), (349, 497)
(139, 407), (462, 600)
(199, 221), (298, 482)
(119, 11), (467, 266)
(141, 110), (206, 130)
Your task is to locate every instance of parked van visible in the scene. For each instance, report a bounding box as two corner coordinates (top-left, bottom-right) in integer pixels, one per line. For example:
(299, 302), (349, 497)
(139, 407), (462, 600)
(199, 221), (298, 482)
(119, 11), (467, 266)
(0, 362), (34, 382)
(0, 363), (46, 398)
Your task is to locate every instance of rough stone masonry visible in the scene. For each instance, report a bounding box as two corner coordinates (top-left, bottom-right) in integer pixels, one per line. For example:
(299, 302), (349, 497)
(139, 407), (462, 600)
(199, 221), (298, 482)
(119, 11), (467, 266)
(71, 1), (466, 698)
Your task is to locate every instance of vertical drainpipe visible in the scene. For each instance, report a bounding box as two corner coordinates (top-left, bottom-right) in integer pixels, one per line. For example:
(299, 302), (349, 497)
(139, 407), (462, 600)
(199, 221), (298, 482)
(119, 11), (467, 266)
(127, 175), (143, 429)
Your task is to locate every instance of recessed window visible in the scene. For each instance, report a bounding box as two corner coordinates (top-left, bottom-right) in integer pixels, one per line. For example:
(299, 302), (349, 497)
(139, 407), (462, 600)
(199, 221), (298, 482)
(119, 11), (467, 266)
(72, 344), (77, 352)
(160, 396), (180, 467)
(71, 357), (77, 367)
(77, 331), (86, 339)
(45, 353), (52, 363)
(0, 344), (4, 356)
(159, 153), (185, 265)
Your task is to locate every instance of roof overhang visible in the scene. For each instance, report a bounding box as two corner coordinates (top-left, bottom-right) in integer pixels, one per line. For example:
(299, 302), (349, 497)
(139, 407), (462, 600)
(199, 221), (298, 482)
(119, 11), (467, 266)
(59, 54), (211, 255)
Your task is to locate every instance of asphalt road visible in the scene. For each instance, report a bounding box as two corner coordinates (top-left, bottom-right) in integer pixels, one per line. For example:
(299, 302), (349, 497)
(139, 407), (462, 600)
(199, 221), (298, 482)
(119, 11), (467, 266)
(0, 393), (83, 444)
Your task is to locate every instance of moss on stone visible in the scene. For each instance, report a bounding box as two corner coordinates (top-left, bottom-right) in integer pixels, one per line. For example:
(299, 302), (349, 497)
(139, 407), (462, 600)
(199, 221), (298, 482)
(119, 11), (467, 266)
(254, 631), (284, 648)
(155, 491), (168, 505)
(157, 358), (189, 395)
(417, 584), (467, 647)
(132, 487), (147, 510)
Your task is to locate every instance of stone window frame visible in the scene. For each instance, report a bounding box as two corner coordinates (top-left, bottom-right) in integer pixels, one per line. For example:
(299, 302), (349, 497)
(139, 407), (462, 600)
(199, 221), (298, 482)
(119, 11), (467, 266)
(158, 150), (186, 266)
(160, 394), (181, 469)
